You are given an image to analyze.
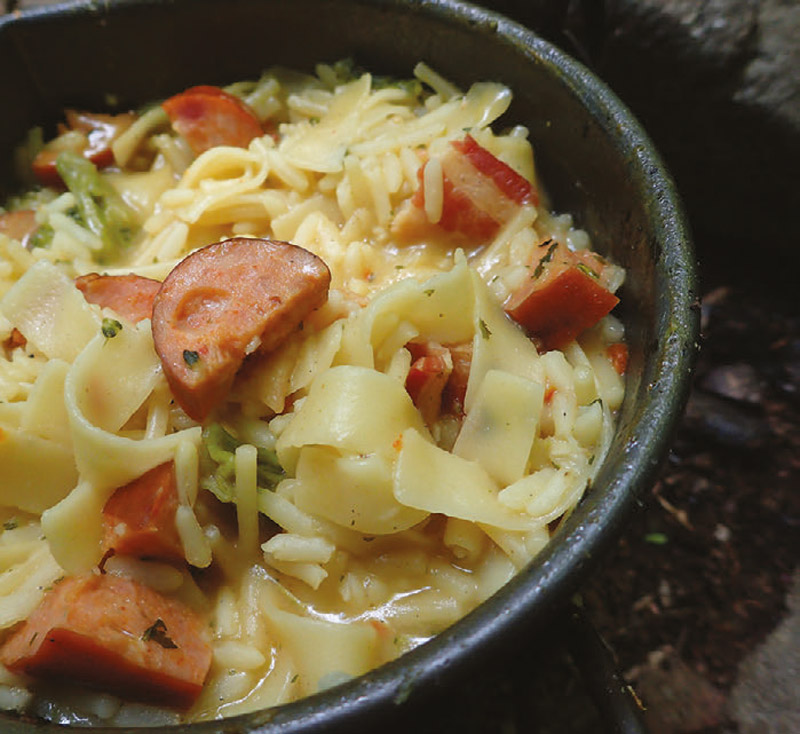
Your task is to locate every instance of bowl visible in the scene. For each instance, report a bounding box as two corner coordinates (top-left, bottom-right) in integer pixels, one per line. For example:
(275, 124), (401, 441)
(0, 0), (699, 731)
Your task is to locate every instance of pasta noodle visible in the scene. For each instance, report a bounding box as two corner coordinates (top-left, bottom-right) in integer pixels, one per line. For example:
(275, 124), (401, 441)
(0, 60), (627, 724)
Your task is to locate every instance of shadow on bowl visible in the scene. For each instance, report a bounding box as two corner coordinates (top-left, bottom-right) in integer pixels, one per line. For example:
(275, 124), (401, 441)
(0, 1), (698, 731)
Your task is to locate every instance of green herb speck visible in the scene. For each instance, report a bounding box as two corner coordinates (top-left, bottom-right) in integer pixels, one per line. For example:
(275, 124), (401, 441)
(532, 239), (558, 279)
(101, 318), (123, 339)
(183, 350), (200, 367)
(576, 262), (599, 279)
(28, 223), (55, 249)
(142, 618), (178, 648)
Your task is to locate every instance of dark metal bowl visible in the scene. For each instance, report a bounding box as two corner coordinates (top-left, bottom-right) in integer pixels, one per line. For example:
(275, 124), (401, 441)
(0, 1), (699, 731)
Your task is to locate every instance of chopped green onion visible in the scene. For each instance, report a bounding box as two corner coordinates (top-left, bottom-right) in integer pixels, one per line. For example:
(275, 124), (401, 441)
(55, 151), (139, 264)
(199, 423), (285, 504)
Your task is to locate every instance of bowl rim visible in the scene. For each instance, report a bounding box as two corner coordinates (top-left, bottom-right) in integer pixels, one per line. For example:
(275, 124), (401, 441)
(0, 0), (699, 731)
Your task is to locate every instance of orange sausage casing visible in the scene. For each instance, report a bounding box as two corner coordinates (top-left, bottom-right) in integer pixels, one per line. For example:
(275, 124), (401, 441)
(0, 573), (212, 709)
(152, 237), (331, 423)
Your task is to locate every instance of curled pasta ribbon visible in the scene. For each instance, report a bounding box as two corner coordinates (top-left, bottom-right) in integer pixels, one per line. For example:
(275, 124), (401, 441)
(42, 320), (200, 573)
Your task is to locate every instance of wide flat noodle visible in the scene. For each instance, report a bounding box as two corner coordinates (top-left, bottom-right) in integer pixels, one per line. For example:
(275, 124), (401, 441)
(292, 446), (428, 535)
(0, 541), (63, 629)
(280, 75), (373, 173)
(453, 369), (545, 486)
(63, 323), (199, 490)
(394, 428), (534, 531)
(20, 359), (71, 447)
(0, 261), (100, 362)
(68, 320), (162, 434)
(40, 481), (106, 574)
(336, 253), (474, 370)
(260, 604), (379, 697)
(38, 322), (201, 571)
(0, 423), (77, 513)
(276, 365), (430, 534)
(465, 268), (543, 413)
(237, 318), (344, 414)
(275, 365), (427, 473)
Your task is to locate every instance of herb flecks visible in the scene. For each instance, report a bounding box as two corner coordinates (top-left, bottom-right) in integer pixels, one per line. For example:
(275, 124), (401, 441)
(142, 618), (178, 649)
(478, 319), (492, 340)
(28, 223), (55, 249)
(3, 518), (18, 531)
(532, 239), (558, 279)
(101, 318), (123, 339)
(576, 262), (599, 279)
(183, 349), (200, 367)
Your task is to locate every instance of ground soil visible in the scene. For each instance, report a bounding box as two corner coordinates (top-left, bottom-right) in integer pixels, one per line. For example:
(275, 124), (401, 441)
(582, 239), (800, 734)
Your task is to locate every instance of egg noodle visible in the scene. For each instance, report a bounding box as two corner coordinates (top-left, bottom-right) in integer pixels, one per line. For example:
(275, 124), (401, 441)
(0, 61), (625, 725)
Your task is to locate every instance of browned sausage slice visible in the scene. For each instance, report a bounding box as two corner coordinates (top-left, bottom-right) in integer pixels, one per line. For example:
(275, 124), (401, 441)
(0, 210), (37, 247)
(103, 461), (184, 563)
(75, 272), (162, 324)
(0, 573), (212, 709)
(151, 237), (331, 423)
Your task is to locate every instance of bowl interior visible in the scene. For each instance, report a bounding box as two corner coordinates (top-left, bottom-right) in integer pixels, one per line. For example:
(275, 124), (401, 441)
(0, 1), (698, 731)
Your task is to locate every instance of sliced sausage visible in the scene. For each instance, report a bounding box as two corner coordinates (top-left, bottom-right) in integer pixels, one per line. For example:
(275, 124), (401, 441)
(405, 341), (453, 427)
(505, 240), (619, 351)
(0, 210), (37, 249)
(606, 342), (629, 375)
(0, 573), (212, 709)
(441, 341), (473, 416)
(103, 462), (184, 563)
(161, 85), (263, 155)
(75, 272), (162, 324)
(450, 134), (537, 206)
(151, 237), (331, 423)
(392, 134), (536, 244)
(2, 327), (27, 352)
(32, 111), (135, 187)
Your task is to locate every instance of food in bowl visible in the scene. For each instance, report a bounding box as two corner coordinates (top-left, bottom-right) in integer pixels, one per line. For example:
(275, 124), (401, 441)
(0, 60), (626, 725)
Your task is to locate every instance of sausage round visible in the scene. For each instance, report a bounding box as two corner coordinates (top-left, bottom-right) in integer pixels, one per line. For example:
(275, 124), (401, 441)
(151, 237), (331, 423)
